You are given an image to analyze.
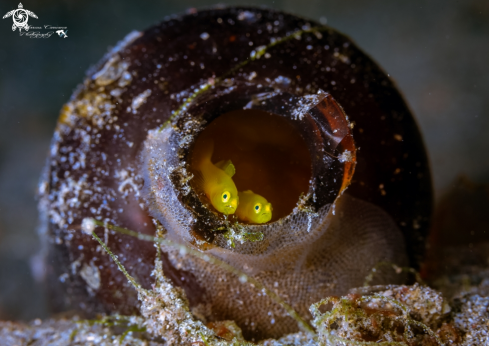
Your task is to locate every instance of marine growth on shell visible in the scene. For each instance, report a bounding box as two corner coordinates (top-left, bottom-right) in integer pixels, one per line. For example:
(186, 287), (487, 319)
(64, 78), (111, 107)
(39, 7), (432, 341)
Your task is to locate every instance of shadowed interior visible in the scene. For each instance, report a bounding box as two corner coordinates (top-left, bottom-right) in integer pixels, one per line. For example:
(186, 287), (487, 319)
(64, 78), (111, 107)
(190, 109), (312, 222)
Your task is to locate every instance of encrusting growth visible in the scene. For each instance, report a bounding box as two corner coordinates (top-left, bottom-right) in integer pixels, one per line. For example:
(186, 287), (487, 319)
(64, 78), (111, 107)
(38, 6), (433, 341)
(1, 217), (468, 345)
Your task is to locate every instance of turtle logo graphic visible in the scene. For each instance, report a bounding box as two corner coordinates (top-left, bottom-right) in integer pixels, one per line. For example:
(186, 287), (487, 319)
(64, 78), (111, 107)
(2, 3), (38, 32)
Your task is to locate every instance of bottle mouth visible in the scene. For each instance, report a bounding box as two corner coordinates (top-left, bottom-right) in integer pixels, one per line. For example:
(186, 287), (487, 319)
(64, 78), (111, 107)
(189, 108), (312, 223)
(172, 83), (356, 233)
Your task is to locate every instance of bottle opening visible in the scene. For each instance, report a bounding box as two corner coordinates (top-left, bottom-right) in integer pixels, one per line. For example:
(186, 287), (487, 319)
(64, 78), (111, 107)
(189, 109), (312, 222)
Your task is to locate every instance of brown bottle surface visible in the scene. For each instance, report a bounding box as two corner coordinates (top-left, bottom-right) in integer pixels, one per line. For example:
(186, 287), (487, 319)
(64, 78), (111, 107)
(40, 7), (432, 341)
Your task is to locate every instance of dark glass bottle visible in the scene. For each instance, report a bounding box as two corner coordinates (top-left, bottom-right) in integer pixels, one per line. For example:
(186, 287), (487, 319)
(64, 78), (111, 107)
(40, 7), (432, 340)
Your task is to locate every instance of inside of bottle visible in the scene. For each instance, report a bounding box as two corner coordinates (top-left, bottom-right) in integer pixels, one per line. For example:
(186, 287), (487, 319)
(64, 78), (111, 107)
(189, 109), (312, 222)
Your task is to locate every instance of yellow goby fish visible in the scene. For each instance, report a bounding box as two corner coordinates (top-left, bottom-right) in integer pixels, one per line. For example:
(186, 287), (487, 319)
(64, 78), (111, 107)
(236, 190), (272, 224)
(193, 139), (239, 215)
